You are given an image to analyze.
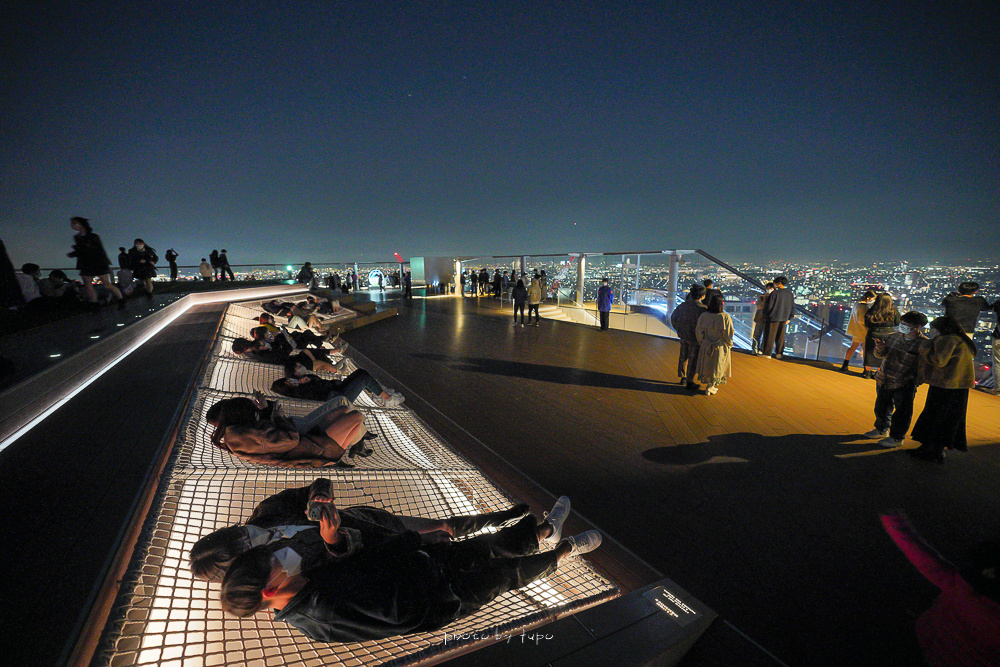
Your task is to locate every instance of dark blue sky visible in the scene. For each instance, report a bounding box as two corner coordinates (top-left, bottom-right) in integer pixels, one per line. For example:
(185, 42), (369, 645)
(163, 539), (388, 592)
(3, 1), (997, 268)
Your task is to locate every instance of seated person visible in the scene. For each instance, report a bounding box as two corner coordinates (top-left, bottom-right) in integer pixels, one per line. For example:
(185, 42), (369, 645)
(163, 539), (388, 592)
(206, 393), (368, 468)
(37, 269), (77, 301)
(231, 337), (343, 374)
(116, 267), (137, 296)
(190, 477), (534, 581)
(219, 500), (601, 642)
(16, 263), (42, 304)
(272, 362), (403, 407)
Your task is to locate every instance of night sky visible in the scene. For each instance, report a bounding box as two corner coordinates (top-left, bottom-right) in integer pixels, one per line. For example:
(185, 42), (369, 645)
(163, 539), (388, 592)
(3, 1), (998, 269)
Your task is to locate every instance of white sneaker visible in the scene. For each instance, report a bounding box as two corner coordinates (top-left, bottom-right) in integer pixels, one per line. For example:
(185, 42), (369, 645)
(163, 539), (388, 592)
(566, 530), (602, 557)
(540, 496), (570, 548)
(864, 429), (888, 439)
(878, 436), (902, 448)
(760, 355), (771, 359)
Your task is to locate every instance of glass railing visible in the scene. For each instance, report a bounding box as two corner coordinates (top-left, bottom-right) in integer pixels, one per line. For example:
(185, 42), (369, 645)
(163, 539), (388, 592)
(457, 250), (1000, 383)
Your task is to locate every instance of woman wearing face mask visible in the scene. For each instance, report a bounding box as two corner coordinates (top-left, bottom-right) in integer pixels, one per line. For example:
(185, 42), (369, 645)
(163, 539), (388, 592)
(842, 290), (876, 373)
(126, 238), (158, 299)
(908, 317), (977, 463)
(67, 217), (125, 310)
(863, 293), (901, 379)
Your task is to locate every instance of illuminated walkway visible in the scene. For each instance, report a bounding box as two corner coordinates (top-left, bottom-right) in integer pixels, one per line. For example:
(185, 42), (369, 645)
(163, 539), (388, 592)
(341, 293), (1000, 666)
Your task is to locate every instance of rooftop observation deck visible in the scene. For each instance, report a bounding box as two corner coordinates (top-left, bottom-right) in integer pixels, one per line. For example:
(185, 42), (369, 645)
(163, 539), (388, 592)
(1, 285), (996, 667)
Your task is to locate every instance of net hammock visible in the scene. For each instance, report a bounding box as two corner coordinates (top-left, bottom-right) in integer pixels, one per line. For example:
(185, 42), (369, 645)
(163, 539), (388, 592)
(94, 297), (618, 666)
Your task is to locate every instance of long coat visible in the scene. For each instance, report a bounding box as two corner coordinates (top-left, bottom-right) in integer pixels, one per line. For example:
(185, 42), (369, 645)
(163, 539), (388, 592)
(695, 312), (734, 384)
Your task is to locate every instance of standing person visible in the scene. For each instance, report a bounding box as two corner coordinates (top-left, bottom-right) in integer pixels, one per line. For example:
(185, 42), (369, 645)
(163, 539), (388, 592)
(117, 246), (130, 271)
(527, 277), (543, 326)
(199, 258), (213, 281)
(750, 282), (774, 356)
(165, 248), (179, 282)
(842, 290), (876, 373)
(492, 269), (501, 300)
(863, 293), (901, 379)
(377, 273), (384, 292)
(403, 270), (412, 299)
(127, 238), (158, 299)
(512, 279), (528, 327)
(990, 299), (1000, 396)
(539, 270), (548, 302)
(209, 250), (221, 280)
(219, 249), (236, 281)
(671, 285), (708, 391)
(67, 217), (125, 310)
(907, 317), (977, 464)
(941, 282), (991, 334)
(460, 270), (467, 296)
(761, 275), (795, 359)
(865, 311), (928, 447)
(351, 270), (359, 292)
(702, 278), (723, 305)
(880, 513), (1000, 667)
(695, 296), (734, 396)
(597, 278), (613, 331)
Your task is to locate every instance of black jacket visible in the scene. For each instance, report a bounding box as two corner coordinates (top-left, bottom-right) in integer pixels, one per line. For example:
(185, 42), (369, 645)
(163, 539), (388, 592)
(274, 531), (461, 642)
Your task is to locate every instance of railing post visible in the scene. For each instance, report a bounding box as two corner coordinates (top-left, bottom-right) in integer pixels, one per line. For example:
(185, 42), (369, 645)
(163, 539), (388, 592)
(667, 251), (680, 315)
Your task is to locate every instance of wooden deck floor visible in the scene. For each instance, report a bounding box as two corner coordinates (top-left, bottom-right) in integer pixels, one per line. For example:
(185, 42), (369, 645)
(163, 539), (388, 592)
(343, 294), (1000, 667)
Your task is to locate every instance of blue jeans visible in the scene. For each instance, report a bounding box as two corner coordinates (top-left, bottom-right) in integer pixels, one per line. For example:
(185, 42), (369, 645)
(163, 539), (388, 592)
(874, 382), (916, 439)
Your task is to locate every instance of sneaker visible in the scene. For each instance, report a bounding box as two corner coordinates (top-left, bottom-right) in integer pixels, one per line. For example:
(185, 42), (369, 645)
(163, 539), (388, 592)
(380, 394), (404, 408)
(540, 496), (570, 547)
(760, 355), (771, 359)
(878, 436), (902, 448)
(774, 354), (783, 360)
(706, 386), (718, 396)
(864, 429), (888, 439)
(565, 530), (602, 557)
(520, 323), (524, 328)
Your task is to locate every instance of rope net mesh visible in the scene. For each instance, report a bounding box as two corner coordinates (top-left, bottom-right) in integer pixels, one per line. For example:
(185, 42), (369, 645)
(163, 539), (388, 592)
(95, 299), (618, 667)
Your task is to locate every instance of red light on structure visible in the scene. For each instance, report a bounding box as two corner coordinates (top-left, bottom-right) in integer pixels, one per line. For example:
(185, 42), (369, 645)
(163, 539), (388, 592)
(393, 252), (404, 263)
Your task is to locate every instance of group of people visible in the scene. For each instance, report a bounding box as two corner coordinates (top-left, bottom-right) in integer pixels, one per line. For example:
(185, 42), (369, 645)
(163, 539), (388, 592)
(189, 479), (601, 643)
(671, 281), (735, 395)
(197, 250), (236, 282)
(193, 298), (606, 642)
(849, 281), (996, 463)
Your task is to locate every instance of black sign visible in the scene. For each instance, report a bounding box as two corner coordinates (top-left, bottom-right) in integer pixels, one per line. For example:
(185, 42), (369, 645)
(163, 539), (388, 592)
(642, 585), (701, 627)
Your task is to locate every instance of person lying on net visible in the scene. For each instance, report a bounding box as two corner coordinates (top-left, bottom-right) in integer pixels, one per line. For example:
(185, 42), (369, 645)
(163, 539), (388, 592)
(271, 359), (404, 407)
(219, 497), (601, 643)
(190, 477), (534, 581)
(261, 299), (329, 332)
(255, 312), (347, 353)
(231, 337), (344, 374)
(206, 393), (369, 468)
(250, 325), (327, 354)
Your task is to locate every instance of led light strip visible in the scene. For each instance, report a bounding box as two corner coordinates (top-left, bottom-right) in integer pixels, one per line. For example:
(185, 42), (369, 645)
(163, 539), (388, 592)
(0, 285), (307, 456)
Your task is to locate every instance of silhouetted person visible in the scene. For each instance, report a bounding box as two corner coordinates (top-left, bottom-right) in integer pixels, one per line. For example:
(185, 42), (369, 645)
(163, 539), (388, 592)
(761, 275), (794, 359)
(941, 282), (990, 334)
(165, 248), (179, 281)
(597, 278), (612, 331)
(702, 278), (723, 305)
(127, 238), (158, 299)
(209, 249), (221, 280)
(68, 217), (124, 310)
(220, 249), (236, 281)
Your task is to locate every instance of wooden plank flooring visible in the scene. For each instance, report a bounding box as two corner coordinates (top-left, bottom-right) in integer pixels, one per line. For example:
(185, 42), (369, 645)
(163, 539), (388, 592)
(343, 294), (1000, 667)
(0, 303), (225, 667)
